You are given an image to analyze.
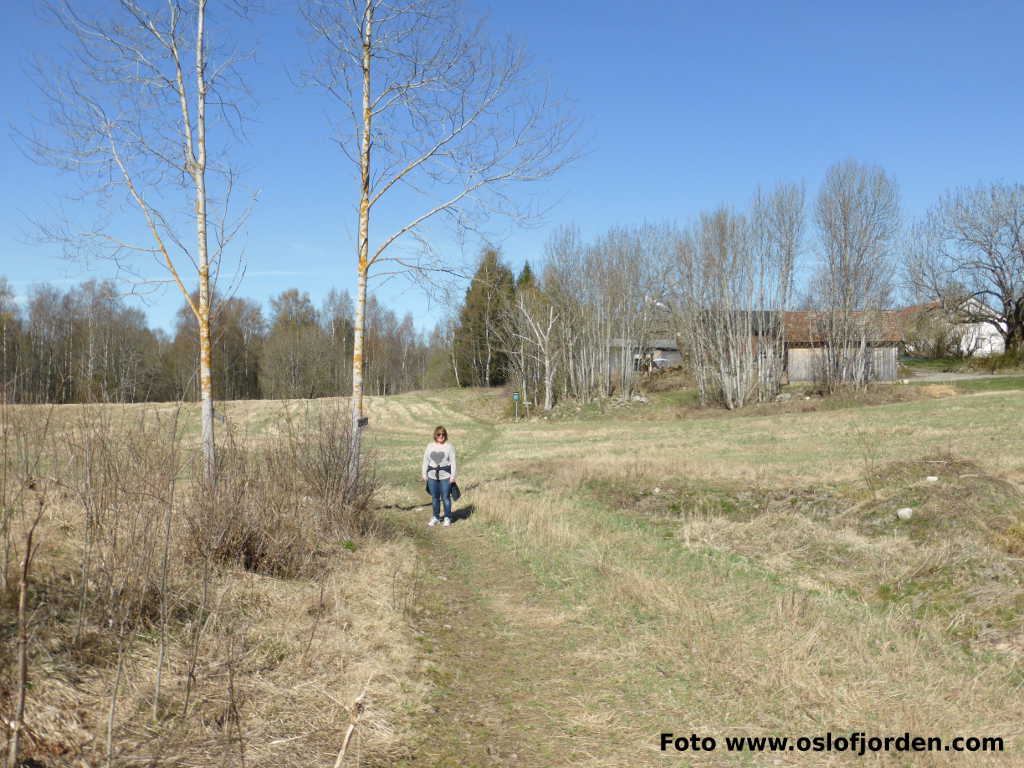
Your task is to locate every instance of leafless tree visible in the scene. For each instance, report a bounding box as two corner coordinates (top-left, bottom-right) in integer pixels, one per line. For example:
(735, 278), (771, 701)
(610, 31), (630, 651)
(810, 160), (899, 390)
(676, 209), (761, 408)
(906, 182), (1024, 353)
(673, 184), (802, 408)
(539, 226), (593, 402)
(540, 224), (672, 406)
(900, 304), (968, 358)
(26, 0), (255, 481)
(596, 226), (674, 400)
(493, 279), (559, 411)
(751, 183), (803, 394)
(301, 0), (578, 465)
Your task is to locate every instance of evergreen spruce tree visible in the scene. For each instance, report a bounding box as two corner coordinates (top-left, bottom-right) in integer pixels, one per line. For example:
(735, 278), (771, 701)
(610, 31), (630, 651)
(517, 261), (536, 290)
(453, 248), (515, 386)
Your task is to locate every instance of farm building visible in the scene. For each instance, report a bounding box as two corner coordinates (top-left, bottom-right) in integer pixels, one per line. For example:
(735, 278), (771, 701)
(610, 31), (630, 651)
(608, 337), (683, 372)
(612, 312), (903, 383)
(781, 311), (901, 383)
(900, 300), (1006, 357)
(642, 338), (683, 370)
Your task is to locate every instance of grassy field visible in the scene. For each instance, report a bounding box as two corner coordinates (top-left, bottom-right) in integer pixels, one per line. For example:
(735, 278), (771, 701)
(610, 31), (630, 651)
(4, 381), (1024, 766)
(366, 383), (1024, 766)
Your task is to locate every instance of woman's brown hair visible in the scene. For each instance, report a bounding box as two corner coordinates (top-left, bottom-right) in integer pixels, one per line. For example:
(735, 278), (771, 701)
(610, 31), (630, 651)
(433, 425), (448, 441)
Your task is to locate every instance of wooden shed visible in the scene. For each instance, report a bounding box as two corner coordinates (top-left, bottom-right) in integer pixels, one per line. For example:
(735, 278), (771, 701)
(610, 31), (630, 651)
(782, 311), (901, 383)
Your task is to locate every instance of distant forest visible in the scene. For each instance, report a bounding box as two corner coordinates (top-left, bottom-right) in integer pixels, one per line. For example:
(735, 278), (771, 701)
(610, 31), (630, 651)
(0, 277), (453, 404)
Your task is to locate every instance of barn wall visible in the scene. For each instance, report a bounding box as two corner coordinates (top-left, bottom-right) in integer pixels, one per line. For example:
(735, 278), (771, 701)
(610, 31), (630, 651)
(657, 349), (684, 368)
(786, 347), (819, 382)
(786, 345), (898, 382)
(872, 346), (897, 381)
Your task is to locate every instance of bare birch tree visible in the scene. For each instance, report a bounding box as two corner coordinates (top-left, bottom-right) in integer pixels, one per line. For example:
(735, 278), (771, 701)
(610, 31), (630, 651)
(26, 0), (254, 481)
(751, 183), (803, 394)
(676, 209), (759, 409)
(541, 226), (593, 402)
(593, 226), (670, 401)
(494, 279), (559, 411)
(302, 0), (578, 467)
(811, 160), (899, 390)
(674, 185), (801, 408)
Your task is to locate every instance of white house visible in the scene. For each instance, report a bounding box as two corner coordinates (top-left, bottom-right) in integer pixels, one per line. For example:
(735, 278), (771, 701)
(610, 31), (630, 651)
(956, 299), (1006, 356)
(901, 299), (1006, 357)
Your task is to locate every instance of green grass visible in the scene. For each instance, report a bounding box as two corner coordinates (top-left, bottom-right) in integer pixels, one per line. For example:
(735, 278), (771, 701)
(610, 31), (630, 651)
(949, 376), (1024, 393)
(647, 388), (700, 408)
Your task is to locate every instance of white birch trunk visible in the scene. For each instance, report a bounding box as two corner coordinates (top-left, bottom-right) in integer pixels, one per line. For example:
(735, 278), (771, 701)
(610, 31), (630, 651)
(349, 0), (373, 476)
(193, 0), (215, 483)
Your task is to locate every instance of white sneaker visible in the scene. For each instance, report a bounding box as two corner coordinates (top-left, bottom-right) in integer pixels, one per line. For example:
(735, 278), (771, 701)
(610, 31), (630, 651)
(442, 517), (451, 527)
(428, 517), (439, 527)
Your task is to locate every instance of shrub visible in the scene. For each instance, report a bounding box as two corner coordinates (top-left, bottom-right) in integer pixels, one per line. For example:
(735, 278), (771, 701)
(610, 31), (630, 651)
(188, 403), (377, 577)
(965, 350), (1024, 374)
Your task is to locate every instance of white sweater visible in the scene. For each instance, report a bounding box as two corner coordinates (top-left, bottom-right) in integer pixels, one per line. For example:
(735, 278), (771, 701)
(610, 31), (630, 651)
(422, 441), (456, 480)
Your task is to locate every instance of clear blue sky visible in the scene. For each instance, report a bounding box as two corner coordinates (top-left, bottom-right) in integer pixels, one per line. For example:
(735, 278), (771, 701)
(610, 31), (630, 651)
(2, 0), (1022, 333)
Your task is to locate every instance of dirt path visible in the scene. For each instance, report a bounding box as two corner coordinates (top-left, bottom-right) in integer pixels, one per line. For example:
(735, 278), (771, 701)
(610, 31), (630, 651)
(392, 516), (593, 767)
(381, 418), (665, 766)
(375, 410), (596, 766)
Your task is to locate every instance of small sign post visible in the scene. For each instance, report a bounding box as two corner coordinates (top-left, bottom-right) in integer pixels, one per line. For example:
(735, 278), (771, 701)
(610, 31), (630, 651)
(512, 391), (520, 421)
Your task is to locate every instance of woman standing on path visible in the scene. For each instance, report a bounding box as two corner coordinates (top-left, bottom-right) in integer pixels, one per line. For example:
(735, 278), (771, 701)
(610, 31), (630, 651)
(422, 425), (457, 527)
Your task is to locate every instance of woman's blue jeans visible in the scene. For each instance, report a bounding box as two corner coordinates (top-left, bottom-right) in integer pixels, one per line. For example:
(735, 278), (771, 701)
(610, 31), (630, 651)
(427, 477), (452, 519)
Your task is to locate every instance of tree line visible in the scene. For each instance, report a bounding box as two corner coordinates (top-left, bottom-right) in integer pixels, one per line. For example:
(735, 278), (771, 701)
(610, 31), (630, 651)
(9, 162), (1022, 412)
(0, 279), (441, 405)
(446, 161), (1024, 410)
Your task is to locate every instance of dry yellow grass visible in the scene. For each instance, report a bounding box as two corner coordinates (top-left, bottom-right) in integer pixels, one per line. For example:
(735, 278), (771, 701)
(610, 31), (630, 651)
(7, 385), (1024, 766)
(21, 534), (424, 767)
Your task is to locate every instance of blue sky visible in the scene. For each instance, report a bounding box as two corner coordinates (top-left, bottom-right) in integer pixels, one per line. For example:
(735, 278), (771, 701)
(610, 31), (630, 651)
(2, 0), (1022, 333)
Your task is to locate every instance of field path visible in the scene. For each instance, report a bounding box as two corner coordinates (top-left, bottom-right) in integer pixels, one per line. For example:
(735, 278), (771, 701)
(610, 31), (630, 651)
(379, 405), (604, 766)
(376, 403), (676, 767)
(393, 512), (608, 767)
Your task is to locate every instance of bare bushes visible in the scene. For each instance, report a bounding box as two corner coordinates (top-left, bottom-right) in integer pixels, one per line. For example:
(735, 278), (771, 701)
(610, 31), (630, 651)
(1, 405), (58, 768)
(64, 407), (184, 640)
(2, 401), (380, 766)
(194, 403), (377, 577)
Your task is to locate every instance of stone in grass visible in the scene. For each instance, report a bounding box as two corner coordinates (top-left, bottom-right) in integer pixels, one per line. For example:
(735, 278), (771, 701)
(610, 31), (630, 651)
(896, 507), (914, 521)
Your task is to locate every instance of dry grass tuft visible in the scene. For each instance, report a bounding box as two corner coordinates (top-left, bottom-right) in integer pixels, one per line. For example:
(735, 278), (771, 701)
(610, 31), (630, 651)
(917, 383), (959, 398)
